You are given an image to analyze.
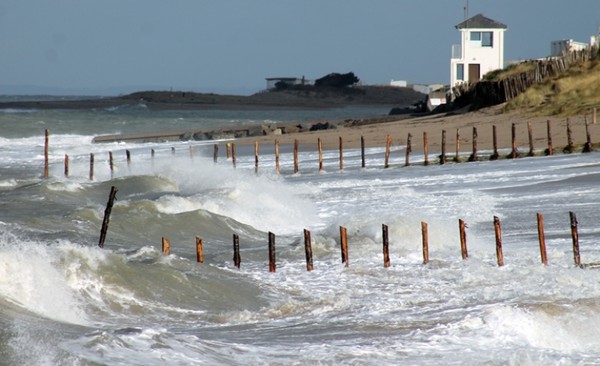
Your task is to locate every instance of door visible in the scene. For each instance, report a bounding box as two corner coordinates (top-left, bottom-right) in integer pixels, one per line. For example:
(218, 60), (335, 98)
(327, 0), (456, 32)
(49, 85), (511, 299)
(468, 64), (481, 83)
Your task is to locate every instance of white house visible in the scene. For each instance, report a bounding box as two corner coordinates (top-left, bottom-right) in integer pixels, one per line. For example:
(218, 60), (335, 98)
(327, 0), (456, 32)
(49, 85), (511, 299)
(450, 13), (507, 88)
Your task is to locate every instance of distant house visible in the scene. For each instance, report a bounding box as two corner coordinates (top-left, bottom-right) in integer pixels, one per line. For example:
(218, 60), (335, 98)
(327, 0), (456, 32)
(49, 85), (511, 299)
(265, 77), (309, 90)
(550, 39), (589, 57)
(390, 79), (407, 87)
(450, 13), (507, 88)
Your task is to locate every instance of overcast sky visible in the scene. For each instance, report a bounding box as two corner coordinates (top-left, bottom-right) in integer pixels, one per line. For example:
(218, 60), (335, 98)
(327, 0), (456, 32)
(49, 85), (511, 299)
(1, 0), (598, 95)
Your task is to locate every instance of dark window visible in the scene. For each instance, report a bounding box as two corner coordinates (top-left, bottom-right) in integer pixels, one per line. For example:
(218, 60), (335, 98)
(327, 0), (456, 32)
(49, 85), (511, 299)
(470, 32), (481, 41)
(482, 32), (493, 47)
(456, 64), (464, 81)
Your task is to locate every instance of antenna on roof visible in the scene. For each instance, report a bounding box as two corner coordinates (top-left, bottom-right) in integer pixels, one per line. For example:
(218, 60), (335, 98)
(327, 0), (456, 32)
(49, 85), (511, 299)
(464, 0), (469, 20)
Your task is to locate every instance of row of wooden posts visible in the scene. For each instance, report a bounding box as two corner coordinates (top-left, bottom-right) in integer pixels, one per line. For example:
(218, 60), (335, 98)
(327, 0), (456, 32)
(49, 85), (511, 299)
(42, 118), (595, 179)
(98, 186), (584, 271)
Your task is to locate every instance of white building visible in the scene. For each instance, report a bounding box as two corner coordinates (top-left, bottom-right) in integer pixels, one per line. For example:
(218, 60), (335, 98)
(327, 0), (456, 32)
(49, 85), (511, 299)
(450, 14), (507, 88)
(550, 39), (589, 57)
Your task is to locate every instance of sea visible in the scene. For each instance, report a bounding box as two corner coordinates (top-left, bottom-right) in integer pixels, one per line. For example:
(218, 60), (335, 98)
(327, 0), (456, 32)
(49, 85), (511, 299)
(2, 97), (600, 365)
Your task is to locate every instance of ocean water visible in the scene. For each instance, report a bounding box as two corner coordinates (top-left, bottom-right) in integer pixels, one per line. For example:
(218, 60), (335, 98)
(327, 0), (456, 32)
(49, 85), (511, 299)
(2, 104), (600, 365)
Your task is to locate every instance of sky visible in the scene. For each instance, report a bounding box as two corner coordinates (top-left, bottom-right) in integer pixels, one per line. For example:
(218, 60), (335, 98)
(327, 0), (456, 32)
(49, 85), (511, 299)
(1, 0), (599, 96)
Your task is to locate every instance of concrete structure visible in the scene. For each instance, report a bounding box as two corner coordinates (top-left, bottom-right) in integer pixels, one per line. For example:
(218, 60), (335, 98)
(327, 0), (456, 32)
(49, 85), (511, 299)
(450, 13), (507, 88)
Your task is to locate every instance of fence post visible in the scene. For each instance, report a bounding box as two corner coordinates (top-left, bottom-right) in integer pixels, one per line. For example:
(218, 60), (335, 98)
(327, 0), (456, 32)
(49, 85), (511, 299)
(440, 130), (446, 165)
(162, 237), (171, 256)
(384, 134), (391, 168)
(510, 123), (518, 159)
(583, 118), (593, 153)
(64, 154), (69, 177)
(421, 221), (429, 265)
(233, 234), (241, 269)
(459, 219), (468, 260)
(304, 229), (313, 272)
(593, 107), (597, 125)
(98, 186), (118, 248)
(423, 132), (429, 166)
(454, 129), (461, 162)
(268, 232), (276, 273)
(340, 226), (349, 267)
(196, 236), (204, 263)
(468, 127), (478, 162)
(361, 136), (366, 168)
(318, 138), (323, 172)
(546, 120), (553, 155)
(537, 213), (548, 265)
(404, 133), (412, 167)
(570, 211), (581, 267)
(382, 224), (390, 268)
(564, 118), (574, 153)
(494, 216), (504, 266)
(491, 125), (499, 160)
(44, 129), (49, 178)
(527, 121), (535, 156)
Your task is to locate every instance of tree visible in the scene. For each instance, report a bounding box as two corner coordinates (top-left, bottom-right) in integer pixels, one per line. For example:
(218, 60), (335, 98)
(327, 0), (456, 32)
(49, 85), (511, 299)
(315, 72), (360, 88)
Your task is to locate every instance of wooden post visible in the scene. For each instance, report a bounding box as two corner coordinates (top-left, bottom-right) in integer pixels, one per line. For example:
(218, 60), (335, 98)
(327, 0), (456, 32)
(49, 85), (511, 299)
(162, 237), (171, 256)
(275, 139), (280, 175)
(382, 224), (390, 268)
(304, 229), (313, 272)
(459, 219), (468, 260)
(340, 226), (349, 267)
(421, 221), (429, 265)
(109, 151), (114, 177)
(468, 127), (478, 162)
(231, 143), (237, 168)
(570, 211), (581, 267)
(583, 118), (593, 153)
(318, 138), (323, 172)
(339, 136), (344, 171)
(545, 120), (553, 155)
(593, 107), (597, 125)
(440, 130), (446, 165)
(126, 149), (131, 165)
(89, 153), (94, 180)
(510, 123), (518, 159)
(293, 139), (299, 174)
(151, 148), (155, 160)
(454, 129), (460, 163)
(254, 141), (259, 173)
(494, 216), (504, 267)
(384, 134), (392, 168)
(361, 136), (366, 168)
(171, 147), (175, 155)
(537, 213), (548, 266)
(64, 154), (69, 177)
(268, 231), (276, 273)
(490, 125), (499, 160)
(196, 236), (204, 263)
(404, 133), (412, 167)
(213, 144), (218, 163)
(527, 121), (535, 156)
(98, 186), (118, 248)
(233, 233), (241, 269)
(226, 143), (231, 159)
(44, 129), (49, 178)
(564, 118), (574, 153)
(423, 132), (429, 166)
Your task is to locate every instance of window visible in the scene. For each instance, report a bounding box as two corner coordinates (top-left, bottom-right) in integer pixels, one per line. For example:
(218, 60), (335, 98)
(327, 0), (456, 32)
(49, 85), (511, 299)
(470, 31), (494, 47)
(456, 64), (464, 81)
(470, 32), (481, 41)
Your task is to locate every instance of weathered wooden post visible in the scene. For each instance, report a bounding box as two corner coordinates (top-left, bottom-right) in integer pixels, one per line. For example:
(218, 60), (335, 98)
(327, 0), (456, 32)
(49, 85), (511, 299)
(494, 216), (504, 266)
(545, 120), (553, 155)
(162, 237), (171, 256)
(537, 213), (548, 265)
(382, 224), (390, 268)
(254, 141), (259, 173)
(404, 133), (412, 167)
(213, 144), (218, 163)
(126, 149), (131, 166)
(339, 136), (344, 171)
(340, 226), (349, 267)
(361, 136), (366, 168)
(98, 186), (118, 248)
(527, 121), (535, 156)
(151, 148), (155, 160)
(510, 123), (518, 159)
(454, 129), (461, 162)
(440, 130), (446, 165)
(490, 125), (499, 160)
(421, 221), (429, 265)
(189, 145), (194, 159)
(593, 107), (597, 125)
(44, 129), (49, 178)
(318, 138), (323, 172)
(468, 127), (478, 162)
(226, 143), (231, 159)
(231, 143), (237, 168)
(196, 236), (204, 263)
(268, 231), (276, 273)
(171, 147), (175, 155)
(64, 154), (69, 177)
(384, 134), (392, 168)
(233, 233), (241, 269)
(109, 151), (114, 177)
(275, 140), (280, 175)
(583, 118), (593, 153)
(570, 211), (581, 267)
(293, 139), (299, 174)
(564, 118), (574, 153)
(89, 153), (94, 180)
(459, 219), (468, 260)
(304, 229), (313, 272)
(423, 132), (429, 166)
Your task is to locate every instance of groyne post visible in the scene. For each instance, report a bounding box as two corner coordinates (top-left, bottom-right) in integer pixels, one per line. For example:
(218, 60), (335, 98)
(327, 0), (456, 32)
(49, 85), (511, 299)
(593, 107), (597, 125)
(459, 219), (468, 260)
(231, 143), (237, 168)
(583, 118), (593, 153)
(304, 229), (313, 272)
(570, 211), (581, 267)
(546, 120), (553, 156)
(275, 139), (280, 175)
(494, 216), (504, 266)
(423, 132), (429, 166)
(339, 136), (344, 171)
(527, 121), (535, 156)
(340, 226), (349, 267)
(109, 151), (114, 177)
(510, 123), (518, 159)
(490, 125), (499, 160)
(196, 236), (204, 263)
(384, 134), (391, 168)
(293, 139), (299, 174)
(254, 141), (259, 173)
(268, 231), (276, 273)
(468, 127), (478, 162)
(44, 129), (49, 178)
(98, 186), (118, 248)
(440, 130), (446, 165)
(233, 234), (241, 269)
(89, 153), (94, 180)
(404, 133), (412, 167)
(126, 149), (131, 166)
(318, 138), (323, 172)
(454, 129), (460, 163)
(421, 221), (429, 265)
(226, 143), (231, 159)
(151, 148), (155, 161)
(361, 136), (366, 168)
(213, 144), (218, 163)
(564, 118), (574, 153)
(382, 224), (391, 268)
(64, 154), (69, 177)
(537, 213), (548, 265)
(162, 237), (171, 256)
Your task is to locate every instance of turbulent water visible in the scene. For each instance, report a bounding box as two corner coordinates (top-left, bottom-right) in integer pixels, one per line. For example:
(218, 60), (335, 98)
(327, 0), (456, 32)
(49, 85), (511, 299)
(2, 102), (600, 365)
